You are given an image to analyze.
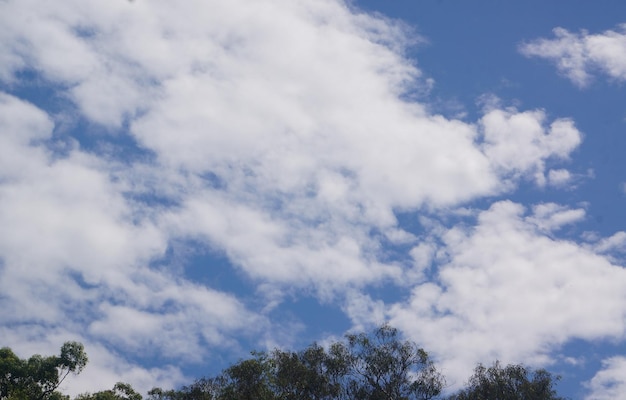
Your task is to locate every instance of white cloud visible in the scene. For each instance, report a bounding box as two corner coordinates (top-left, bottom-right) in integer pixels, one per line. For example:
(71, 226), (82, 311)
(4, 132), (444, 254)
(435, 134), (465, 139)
(547, 168), (572, 187)
(585, 357), (626, 400)
(527, 202), (586, 232)
(480, 109), (581, 186)
(0, 92), (268, 393)
(593, 231), (626, 254)
(87, 272), (267, 360)
(385, 201), (626, 389)
(520, 25), (626, 87)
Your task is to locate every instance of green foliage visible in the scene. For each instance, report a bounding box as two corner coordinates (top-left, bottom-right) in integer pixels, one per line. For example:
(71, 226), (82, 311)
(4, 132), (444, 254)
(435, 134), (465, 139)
(343, 324), (444, 400)
(447, 361), (565, 400)
(220, 352), (276, 400)
(75, 382), (142, 400)
(59, 343), (88, 376)
(1, 328), (567, 400)
(149, 324), (443, 400)
(271, 343), (345, 400)
(0, 341), (86, 400)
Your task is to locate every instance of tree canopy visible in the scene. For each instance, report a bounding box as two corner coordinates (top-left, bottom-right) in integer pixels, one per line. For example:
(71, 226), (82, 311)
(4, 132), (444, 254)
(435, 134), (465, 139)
(1, 326), (566, 400)
(75, 382), (142, 400)
(0, 341), (87, 400)
(148, 325), (444, 400)
(446, 361), (565, 400)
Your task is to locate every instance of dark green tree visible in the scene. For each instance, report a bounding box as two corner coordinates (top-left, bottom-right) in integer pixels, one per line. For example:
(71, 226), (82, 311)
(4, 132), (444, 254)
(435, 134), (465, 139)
(447, 361), (565, 400)
(0, 341), (87, 400)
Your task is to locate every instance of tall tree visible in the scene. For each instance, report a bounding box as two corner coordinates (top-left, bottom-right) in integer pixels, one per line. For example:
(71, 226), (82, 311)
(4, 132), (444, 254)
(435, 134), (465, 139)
(271, 343), (349, 400)
(343, 324), (444, 400)
(219, 352), (276, 400)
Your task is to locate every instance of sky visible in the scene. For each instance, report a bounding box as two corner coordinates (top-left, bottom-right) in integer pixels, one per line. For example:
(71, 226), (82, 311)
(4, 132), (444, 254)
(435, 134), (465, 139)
(1, 0), (626, 398)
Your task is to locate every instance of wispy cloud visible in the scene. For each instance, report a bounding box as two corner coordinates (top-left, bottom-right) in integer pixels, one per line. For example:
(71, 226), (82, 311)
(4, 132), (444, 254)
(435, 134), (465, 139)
(520, 25), (626, 87)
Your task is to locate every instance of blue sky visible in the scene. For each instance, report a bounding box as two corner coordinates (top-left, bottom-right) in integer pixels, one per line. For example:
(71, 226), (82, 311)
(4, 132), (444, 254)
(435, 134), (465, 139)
(1, 1), (626, 398)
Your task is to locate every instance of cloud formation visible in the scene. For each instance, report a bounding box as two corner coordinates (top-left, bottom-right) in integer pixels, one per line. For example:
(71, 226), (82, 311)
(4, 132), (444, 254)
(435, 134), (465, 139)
(382, 201), (626, 386)
(0, 90), (268, 393)
(520, 25), (626, 87)
(585, 357), (626, 400)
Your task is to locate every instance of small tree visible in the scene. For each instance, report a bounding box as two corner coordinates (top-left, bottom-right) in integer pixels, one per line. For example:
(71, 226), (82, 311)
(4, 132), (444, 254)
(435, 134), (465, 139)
(447, 361), (565, 400)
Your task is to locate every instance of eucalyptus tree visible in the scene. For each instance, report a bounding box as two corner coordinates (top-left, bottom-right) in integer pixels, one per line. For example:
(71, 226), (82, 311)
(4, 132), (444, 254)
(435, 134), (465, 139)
(446, 361), (565, 400)
(0, 341), (87, 400)
(342, 324), (444, 400)
(148, 324), (443, 400)
(74, 382), (143, 400)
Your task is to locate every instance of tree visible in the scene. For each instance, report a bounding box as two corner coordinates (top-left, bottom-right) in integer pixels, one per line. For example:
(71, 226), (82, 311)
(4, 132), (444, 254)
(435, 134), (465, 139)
(148, 375), (227, 400)
(271, 343), (348, 400)
(0, 341), (87, 400)
(219, 352), (277, 400)
(447, 361), (565, 400)
(149, 324), (443, 400)
(75, 382), (142, 400)
(343, 324), (444, 400)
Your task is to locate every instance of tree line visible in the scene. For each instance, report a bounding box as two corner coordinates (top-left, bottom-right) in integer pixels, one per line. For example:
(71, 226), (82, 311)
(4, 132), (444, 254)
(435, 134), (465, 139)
(0, 325), (565, 399)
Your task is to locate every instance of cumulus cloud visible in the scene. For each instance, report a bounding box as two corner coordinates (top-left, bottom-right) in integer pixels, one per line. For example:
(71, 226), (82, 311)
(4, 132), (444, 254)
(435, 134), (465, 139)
(0, 0), (584, 298)
(480, 109), (581, 186)
(385, 201), (626, 388)
(520, 24), (626, 87)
